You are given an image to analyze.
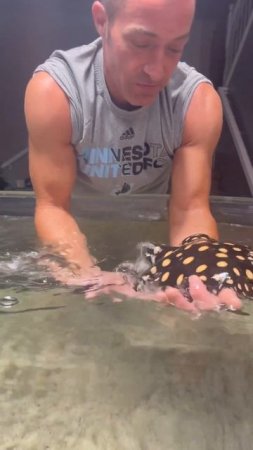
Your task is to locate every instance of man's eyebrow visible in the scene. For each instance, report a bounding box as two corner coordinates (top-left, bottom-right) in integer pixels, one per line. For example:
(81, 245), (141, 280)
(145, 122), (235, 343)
(123, 27), (157, 38)
(173, 33), (190, 41)
(123, 27), (190, 42)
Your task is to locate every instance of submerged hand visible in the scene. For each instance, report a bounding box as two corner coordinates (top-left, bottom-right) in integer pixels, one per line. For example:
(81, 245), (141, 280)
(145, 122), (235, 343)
(39, 256), (128, 290)
(38, 254), (100, 284)
(39, 256), (242, 314)
(84, 274), (242, 314)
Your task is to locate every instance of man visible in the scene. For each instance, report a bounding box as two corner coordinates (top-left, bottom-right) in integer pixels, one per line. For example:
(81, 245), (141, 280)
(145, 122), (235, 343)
(24, 0), (222, 288)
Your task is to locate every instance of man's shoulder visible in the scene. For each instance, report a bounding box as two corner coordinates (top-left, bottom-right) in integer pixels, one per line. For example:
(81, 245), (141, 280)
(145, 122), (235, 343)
(168, 61), (211, 96)
(47, 37), (102, 67)
(158, 62), (213, 150)
(33, 37), (102, 99)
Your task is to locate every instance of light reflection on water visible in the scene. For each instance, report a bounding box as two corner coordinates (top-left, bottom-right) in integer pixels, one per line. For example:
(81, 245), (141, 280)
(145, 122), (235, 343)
(0, 216), (252, 293)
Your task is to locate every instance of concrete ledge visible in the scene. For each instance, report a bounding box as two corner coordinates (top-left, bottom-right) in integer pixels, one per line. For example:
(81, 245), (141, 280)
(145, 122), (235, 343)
(0, 191), (253, 226)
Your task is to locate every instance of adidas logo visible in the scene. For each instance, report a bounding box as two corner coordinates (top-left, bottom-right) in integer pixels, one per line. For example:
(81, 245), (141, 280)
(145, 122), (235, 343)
(120, 127), (135, 140)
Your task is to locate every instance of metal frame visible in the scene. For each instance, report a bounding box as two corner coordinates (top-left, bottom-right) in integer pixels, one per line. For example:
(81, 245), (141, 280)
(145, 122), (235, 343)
(218, 87), (253, 196)
(224, 0), (253, 86)
(220, 0), (253, 197)
(0, 147), (28, 170)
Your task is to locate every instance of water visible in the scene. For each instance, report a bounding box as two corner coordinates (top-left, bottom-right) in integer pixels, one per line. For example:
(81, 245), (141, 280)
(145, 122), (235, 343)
(0, 216), (253, 449)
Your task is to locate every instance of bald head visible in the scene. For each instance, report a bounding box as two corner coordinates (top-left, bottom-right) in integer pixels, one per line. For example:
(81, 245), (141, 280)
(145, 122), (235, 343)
(99, 0), (195, 22)
(99, 0), (125, 21)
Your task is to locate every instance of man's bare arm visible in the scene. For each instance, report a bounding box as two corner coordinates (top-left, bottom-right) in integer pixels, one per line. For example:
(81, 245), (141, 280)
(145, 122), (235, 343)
(25, 72), (97, 273)
(169, 83), (223, 246)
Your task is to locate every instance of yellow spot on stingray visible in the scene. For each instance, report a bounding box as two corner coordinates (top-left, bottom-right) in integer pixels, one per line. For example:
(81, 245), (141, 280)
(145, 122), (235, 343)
(224, 242), (233, 246)
(200, 275), (207, 282)
(217, 261), (228, 268)
(196, 264), (208, 273)
(233, 267), (241, 277)
(236, 255), (245, 261)
(176, 252), (183, 258)
(161, 272), (170, 283)
(216, 253), (228, 258)
(176, 274), (184, 286)
(198, 245), (209, 252)
(162, 258), (171, 268)
(164, 250), (173, 258)
(233, 246), (242, 252)
(237, 283), (242, 291)
(246, 269), (253, 280)
(218, 247), (228, 253)
(151, 266), (157, 275)
(184, 244), (192, 250)
(244, 284), (250, 292)
(226, 278), (234, 285)
(183, 256), (195, 265)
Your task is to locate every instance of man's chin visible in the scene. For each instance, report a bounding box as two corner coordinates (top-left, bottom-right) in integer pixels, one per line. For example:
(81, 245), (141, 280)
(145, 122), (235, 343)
(115, 92), (157, 110)
(128, 93), (157, 108)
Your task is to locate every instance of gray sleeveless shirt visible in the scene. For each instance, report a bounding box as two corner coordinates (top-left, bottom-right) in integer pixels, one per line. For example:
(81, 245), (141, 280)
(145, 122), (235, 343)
(35, 38), (211, 196)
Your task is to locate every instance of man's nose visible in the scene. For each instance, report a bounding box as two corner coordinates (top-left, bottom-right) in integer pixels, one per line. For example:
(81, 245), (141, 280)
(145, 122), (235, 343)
(143, 51), (167, 82)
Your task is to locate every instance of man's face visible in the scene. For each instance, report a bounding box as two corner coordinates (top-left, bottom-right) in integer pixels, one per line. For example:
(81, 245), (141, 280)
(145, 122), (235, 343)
(98, 0), (195, 108)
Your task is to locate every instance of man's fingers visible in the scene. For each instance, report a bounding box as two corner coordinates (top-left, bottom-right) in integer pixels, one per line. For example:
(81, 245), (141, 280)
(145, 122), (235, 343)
(154, 287), (197, 312)
(188, 275), (220, 311)
(217, 288), (242, 311)
(188, 275), (242, 311)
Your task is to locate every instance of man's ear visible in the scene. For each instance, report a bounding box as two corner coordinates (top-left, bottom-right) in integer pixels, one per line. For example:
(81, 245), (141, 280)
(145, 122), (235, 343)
(92, 1), (108, 37)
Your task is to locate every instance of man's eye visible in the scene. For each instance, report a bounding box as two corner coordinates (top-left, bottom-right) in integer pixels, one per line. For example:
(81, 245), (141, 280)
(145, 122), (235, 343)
(167, 47), (182, 55)
(131, 40), (152, 49)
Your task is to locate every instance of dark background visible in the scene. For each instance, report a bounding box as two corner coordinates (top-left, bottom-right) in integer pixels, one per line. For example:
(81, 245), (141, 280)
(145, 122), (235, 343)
(0, 0), (252, 196)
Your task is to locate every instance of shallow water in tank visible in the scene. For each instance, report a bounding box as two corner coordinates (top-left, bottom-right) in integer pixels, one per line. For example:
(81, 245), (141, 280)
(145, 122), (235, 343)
(0, 216), (253, 450)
